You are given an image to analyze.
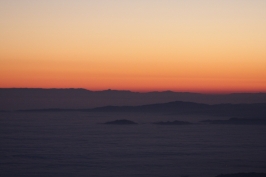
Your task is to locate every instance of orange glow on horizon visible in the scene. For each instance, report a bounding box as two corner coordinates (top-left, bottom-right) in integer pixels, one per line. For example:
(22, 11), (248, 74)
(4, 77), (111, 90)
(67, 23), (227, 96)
(1, 1), (266, 93)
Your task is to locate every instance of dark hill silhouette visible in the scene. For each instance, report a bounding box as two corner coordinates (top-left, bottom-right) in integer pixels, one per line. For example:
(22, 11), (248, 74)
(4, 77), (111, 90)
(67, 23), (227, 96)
(103, 119), (137, 125)
(1, 88), (266, 110)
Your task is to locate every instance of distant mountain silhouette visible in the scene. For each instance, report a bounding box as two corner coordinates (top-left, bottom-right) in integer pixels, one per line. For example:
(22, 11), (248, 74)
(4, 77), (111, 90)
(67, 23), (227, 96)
(153, 120), (192, 125)
(103, 119), (137, 125)
(201, 117), (266, 125)
(90, 101), (266, 118)
(1, 88), (266, 110)
(15, 101), (266, 119)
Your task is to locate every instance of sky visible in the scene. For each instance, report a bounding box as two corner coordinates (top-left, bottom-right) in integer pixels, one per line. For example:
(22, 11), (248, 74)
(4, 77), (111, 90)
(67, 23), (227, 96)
(0, 0), (266, 93)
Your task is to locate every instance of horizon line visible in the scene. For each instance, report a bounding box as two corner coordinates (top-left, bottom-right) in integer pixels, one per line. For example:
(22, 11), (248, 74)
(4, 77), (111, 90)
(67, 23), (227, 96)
(1, 87), (266, 95)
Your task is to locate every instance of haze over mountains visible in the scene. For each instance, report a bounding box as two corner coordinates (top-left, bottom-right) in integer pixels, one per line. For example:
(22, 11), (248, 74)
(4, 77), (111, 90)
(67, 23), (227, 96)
(0, 88), (266, 111)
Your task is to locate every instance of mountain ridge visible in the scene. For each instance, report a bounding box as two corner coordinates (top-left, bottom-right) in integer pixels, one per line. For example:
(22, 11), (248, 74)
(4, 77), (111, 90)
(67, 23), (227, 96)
(1, 88), (266, 111)
(14, 101), (266, 119)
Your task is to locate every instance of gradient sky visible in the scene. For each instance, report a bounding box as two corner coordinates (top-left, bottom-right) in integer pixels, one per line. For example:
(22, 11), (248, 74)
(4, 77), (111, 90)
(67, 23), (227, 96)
(1, 0), (266, 93)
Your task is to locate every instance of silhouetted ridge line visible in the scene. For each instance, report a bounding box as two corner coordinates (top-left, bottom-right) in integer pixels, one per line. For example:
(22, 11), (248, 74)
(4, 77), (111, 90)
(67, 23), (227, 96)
(1, 88), (266, 111)
(14, 101), (266, 118)
(91, 101), (209, 113)
(90, 101), (266, 118)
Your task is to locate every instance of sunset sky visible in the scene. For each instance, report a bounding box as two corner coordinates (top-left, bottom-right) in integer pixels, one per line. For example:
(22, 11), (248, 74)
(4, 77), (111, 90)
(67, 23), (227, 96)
(1, 0), (266, 93)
